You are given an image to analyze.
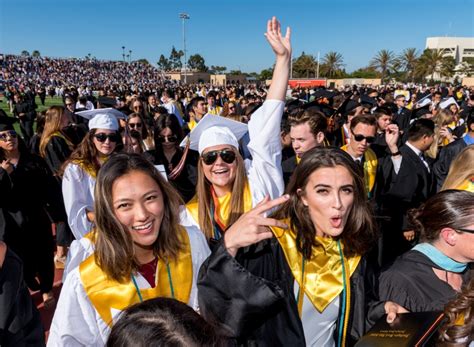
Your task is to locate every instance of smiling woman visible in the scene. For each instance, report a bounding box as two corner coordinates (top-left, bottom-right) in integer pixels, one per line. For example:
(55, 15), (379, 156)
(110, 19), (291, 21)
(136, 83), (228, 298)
(48, 153), (210, 346)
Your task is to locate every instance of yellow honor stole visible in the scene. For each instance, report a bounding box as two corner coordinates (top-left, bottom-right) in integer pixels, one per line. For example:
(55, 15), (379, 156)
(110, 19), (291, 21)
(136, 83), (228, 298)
(52, 131), (74, 150)
(270, 221), (361, 313)
(296, 155), (301, 165)
(186, 181), (253, 229)
(188, 119), (198, 131)
(79, 227), (193, 327)
(457, 177), (474, 192)
(341, 145), (378, 197)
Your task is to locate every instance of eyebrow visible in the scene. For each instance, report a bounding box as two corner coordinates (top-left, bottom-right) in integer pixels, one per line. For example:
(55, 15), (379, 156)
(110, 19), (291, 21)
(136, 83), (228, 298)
(313, 184), (354, 189)
(113, 189), (160, 204)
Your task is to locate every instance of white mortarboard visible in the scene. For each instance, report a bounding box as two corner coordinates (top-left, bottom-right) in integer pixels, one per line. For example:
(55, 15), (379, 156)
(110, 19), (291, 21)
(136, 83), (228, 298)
(416, 98), (432, 108)
(180, 115), (248, 154)
(76, 108), (126, 131)
(439, 97), (459, 110)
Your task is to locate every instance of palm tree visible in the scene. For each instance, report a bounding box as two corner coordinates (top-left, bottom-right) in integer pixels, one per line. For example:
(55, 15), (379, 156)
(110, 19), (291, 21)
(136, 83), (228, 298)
(416, 49), (446, 82)
(321, 51), (344, 78)
(21, 50), (30, 57)
(370, 49), (396, 82)
(31, 50), (41, 57)
(397, 48), (419, 82)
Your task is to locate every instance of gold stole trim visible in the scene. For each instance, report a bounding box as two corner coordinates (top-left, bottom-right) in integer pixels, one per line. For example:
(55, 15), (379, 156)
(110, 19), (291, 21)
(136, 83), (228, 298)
(295, 155), (301, 165)
(72, 160), (98, 178)
(186, 181), (253, 228)
(79, 227), (193, 326)
(340, 145), (378, 196)
(271, 222), (360, 313)
(457, 177), (474, 192)
(52, 131), (74, 150)
(188, 119), (197, 131)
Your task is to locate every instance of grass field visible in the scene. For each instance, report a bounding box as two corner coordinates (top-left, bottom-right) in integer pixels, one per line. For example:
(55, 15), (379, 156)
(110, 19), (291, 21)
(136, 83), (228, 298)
(0, 96), (64, 134)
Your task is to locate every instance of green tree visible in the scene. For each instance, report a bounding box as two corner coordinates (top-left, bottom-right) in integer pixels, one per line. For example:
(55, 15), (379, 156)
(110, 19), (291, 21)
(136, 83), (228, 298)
(210, 65), (227, 74)
(259, 68), (273, 80)
(292, 52), (317, 78)
(370, 49), (396, 82)
(349, 66), (380, 79)
(320, 51), (344, 78)
(440, 56), (456, 80)
(137, 59), (150, 65)
(416, 49), (448, 82)
(157, 54), (171, 71)
(228, 70), (243, 75)
(169, 46), (184, 70)
(396, 48), (419, 82)
(31, 50), (41, 57)
(187, 54), (208, 72)
(21, 50), (30, 57)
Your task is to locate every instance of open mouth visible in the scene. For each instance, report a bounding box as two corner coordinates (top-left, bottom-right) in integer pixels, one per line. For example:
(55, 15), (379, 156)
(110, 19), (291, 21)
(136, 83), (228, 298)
(213, 168), (229, 175)
(330, 216), (343, 228)
(132, 221), (153, 234)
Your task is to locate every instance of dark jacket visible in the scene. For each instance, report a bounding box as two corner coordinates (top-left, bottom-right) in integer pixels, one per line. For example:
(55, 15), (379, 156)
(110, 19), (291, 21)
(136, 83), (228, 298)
(432, 138), (469, 191)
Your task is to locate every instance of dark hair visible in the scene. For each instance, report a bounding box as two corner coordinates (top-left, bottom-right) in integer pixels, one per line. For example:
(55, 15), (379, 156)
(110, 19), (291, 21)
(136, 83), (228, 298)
(407, 118), (435, 142)
(272, 147), (377, 259)
(288, 109), (328, 138)
(154, 113), (184, 148)
(408, 190), (474, 243)
(107, 298), (224, 347)
(190, 96), (205, 110)
(94, 153), (184, 283)
(350, 114), (377, 130)
(373, 106), (393, 119)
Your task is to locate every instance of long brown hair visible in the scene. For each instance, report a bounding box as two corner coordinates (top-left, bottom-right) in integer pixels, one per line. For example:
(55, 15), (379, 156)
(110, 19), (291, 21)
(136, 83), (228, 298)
(196, 148), (247, 240)
(441, 146), (474, 191)
(272, 147), (377, 259)
(94, 153), (184, 283)
(39, 106), (73, 157)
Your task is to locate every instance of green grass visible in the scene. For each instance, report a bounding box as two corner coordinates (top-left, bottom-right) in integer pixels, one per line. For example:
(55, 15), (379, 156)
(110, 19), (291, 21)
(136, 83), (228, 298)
(0, 96), (64, 134)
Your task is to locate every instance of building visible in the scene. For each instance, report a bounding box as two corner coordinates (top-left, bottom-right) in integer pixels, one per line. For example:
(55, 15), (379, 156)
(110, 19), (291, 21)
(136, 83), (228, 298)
(165, 71), (210, 84)
(210, 74), (247, 86)
(426, 37), (474, 65)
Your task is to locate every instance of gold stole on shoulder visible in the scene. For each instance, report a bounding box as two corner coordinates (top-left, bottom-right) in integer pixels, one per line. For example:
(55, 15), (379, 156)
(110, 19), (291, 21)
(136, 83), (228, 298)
(79, 227), (193, 326)
(186, 181), (253, 229)
(52, 131), (74, 150)
(271, 221), (360, 313)
(340, 145), (378, 196)
(73, 160), (98, 178)
(457, 177), (474, 192)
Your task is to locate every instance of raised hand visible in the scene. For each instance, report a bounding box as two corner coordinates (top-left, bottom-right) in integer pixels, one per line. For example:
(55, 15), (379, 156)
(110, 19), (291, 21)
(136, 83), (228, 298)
(224, 194), (290, 257)
(264, 16), (292, 59)
(385, 123), (400, 153)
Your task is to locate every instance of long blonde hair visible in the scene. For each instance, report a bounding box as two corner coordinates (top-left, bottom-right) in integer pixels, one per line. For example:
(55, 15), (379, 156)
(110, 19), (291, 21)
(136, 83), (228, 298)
(426, 109), (455, 159)
(39, 106), (73, 157)
(441, 146), (474, 191)
(196, 149), (247, 240)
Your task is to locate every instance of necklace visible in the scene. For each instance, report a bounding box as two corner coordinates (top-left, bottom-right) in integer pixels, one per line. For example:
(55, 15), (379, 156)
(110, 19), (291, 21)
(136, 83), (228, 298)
(131, 261), (175, 303)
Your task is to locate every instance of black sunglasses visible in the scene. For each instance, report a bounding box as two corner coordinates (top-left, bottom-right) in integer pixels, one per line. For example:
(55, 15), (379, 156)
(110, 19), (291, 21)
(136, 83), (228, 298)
(94, 133), (119, 143)
(457, 228), (474, 234)
(0, 130), (17, 141)
(128, 123), (142, 129)
(352, 132), (375, 144)
(157, 135), (178, 143)
(201, 149), (236, 165)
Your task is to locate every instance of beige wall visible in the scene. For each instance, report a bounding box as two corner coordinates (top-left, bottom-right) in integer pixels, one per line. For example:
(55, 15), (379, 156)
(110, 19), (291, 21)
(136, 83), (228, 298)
(462, 77), (474, 86)
(165, 72), (210, 83)
(210, 74), (247, 86)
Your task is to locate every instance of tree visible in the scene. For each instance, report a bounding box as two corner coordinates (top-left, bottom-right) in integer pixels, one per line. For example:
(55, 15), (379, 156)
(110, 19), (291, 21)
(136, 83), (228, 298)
(169, 46), (184, 70)
(137, 59), (150, 65)
(259, 68), (273, 80)
(187, 54), (208, 72)
(370, 49), (396, 82)
(349, 66), (380, 79)
(320, 51), (344, 78)
(228, 70), (242, 75)
(440, 56), (456, 80)
(292, 52), (317, 78)
(21, 50), (30, 57)
(31, 50), (41, 57)
(415, 49), (448, 82)
(396, 48), (419, 82)
(157, 54), (171, 71)
(209, 65), (227, 74)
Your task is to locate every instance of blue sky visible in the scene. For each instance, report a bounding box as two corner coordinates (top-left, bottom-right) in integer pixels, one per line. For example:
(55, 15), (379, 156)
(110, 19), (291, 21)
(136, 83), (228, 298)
(1, 0), (473, 73)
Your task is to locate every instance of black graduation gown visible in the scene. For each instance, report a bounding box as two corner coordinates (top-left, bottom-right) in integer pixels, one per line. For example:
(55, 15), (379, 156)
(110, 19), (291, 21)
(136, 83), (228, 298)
(43, 135), (72, 175)
(392, 108), (411, 133)
(0, 248), (45, 347)
(282, 155), (297, 187)
(379, 250), (473, 312)
(198, 239), (385, 346)
(432, 138), (468, 191)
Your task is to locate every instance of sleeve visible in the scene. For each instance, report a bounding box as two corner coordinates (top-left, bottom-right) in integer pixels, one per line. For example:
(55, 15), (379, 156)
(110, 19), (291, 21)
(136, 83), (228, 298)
(246, 100), (285, 204)
(62, 164), (94, 239)
(45, 137), (72, 174)
(433, 144), (454, 191)
(197, 240), (285, 338)
(0, 168), (13, 207)
(47, 269), (104, 347)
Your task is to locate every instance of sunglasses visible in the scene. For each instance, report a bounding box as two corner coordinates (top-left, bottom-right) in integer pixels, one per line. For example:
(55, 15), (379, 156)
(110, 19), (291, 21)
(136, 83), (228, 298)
(94, 133), (120, 143)
(201, 149), (236, 165)
(157, 135), (178, 143)
(351, 132), (375, 144)
(457, 228), (474, 234)
(128, 123), (142, 129)
(0, 130), (17, 141)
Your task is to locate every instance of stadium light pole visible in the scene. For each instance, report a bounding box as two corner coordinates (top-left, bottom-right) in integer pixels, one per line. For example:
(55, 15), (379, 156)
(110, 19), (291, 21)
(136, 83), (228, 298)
(180, 13), (190, 84)
(122, 46), (125, 62)
(129, 49), (132, 63)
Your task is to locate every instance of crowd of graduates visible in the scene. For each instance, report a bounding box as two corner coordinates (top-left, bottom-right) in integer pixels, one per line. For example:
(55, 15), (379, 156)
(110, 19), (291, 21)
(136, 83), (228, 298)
(1, 17), (473, 347)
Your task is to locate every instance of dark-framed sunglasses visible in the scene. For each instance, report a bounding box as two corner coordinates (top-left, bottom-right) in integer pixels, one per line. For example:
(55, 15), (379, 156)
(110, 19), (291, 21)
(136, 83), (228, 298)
(201, 149), (236, 165)
(351, 131), (375, 144)
(157, 135), (178, 143)
(128, 122), (142, 129)
(457, 228), (474, 234)
(94, 133), (120, 143)
(0, 130), (17, 141)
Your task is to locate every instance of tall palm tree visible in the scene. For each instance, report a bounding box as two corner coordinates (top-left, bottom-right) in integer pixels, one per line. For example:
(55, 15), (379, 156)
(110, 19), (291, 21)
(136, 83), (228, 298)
(370, 49), (396, 82)
(321, 51), (344, 78)
(397, 48), (419, 82)
(416, 49), (446, 82)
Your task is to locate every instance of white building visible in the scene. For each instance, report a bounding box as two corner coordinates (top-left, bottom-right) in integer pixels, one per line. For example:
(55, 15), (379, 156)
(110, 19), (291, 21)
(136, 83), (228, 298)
(426, 37), (474, 64)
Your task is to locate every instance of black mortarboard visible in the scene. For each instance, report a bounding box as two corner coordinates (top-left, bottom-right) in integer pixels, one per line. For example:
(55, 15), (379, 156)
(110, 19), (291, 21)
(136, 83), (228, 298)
(359, 95), (377, 108)
(410, 104), (432, 120)
(302, 101), (334, 117)
(286, 98), (305, 114)
(0, 111), (18, 131)
(97, 96), (117, 108)
(313, 89), (337, 100)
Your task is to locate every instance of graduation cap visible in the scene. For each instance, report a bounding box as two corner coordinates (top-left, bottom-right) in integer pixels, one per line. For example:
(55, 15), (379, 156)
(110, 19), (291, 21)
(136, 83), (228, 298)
(359, 95), (377, 108)
(180, 114), (248, 154)
(76, 108), (126, 131)
(301, 100), (334, 117)
(0, 111), (18, 131)
(313, 89), (337, 100)
(97, 96), (117, 108)
(439, 97), (459, 110)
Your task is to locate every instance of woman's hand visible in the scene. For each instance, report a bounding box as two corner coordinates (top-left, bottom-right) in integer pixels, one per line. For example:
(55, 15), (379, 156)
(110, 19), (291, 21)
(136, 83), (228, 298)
(224, 195), (290, 257)
(1, 159), (14, 174)
(264, 16), (291, 59)
(384, 301), (409, 323)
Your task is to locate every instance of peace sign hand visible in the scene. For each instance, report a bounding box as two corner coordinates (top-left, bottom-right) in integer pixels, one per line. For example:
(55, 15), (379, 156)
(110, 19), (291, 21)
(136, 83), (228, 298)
(224, 194), (290, 257)
(264, 16), (292, 59)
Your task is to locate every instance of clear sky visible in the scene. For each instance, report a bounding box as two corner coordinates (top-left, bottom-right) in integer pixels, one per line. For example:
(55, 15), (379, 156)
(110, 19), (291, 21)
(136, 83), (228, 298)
(1, 0), (473, 73)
